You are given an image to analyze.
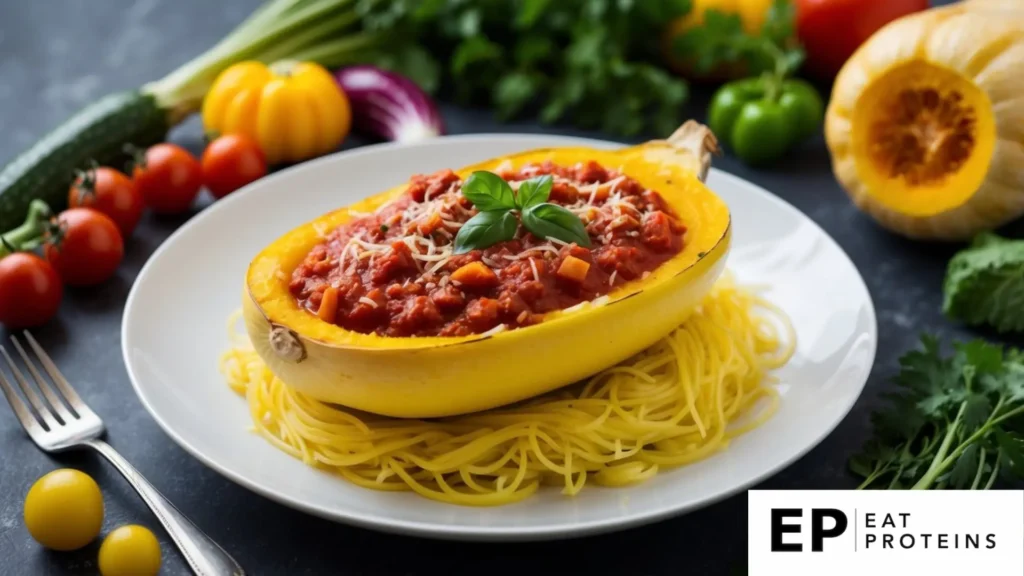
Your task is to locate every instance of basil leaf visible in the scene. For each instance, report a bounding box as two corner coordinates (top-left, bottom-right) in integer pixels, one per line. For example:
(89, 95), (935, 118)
(521, 202), (591, 247)
(453, 210), (518, 254)
(461, 171), (515, 211)
(516, 175), (552, 210)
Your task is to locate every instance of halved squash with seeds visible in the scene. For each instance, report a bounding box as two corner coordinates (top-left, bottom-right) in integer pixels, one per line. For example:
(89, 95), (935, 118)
(242, 121), (731, 418)
(825, 5), (1024, 240)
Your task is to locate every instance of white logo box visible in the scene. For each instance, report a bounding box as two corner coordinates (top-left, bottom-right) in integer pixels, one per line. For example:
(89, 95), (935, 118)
(748, 490), (1024, 575)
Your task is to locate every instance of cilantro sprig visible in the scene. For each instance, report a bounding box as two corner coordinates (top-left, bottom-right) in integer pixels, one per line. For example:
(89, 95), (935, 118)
(453, 171), (590, 254)
(852, 336), (1024, 490)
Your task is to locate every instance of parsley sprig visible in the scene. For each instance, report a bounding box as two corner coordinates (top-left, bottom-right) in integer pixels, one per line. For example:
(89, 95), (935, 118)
(673, 0), (804, 80)
(852, 336), (1024, 490)
(453, 171), (590, 254)
(357, 0), (692, 136)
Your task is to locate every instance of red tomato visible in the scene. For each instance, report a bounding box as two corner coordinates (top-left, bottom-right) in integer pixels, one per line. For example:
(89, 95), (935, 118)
(44, 208), (124, 287)
(132, 143), (203, 214)
(201, 134), (268, 199)
(796, 0), (929, 79)
(0, 253), (62, 329)
(68, 166), (144, 237)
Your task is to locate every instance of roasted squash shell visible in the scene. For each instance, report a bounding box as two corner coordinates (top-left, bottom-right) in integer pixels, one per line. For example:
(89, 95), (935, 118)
(243, 122), (731, 418)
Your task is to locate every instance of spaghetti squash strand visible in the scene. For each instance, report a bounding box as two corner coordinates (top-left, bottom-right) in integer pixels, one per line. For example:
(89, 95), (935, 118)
(220, 275), (795, 506)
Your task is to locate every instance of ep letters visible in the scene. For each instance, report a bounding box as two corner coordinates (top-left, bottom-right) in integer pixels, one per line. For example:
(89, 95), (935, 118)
(748, 490), (1024, 575)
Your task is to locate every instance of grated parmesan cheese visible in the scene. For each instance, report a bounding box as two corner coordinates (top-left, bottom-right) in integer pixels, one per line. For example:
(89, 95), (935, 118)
(307, 164), (675, 332)
(562, 301), (587, 314)
(482, 324), (507, 336)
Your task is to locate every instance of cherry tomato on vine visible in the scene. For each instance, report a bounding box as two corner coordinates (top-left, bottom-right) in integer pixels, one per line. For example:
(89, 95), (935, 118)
(201, 134), (268, 199)
(68, 166), (144, 237)
(0, 252), (62, 329)
(44, 208), (124, 287)
(131, 143), (203, 214)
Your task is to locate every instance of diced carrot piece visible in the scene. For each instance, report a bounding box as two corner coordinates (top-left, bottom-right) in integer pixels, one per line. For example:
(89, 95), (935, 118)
(450, 261), (498, 288)
(557, 255), (590, 283)
(318, 286), (339, 322)
(417, 212), (444, 236)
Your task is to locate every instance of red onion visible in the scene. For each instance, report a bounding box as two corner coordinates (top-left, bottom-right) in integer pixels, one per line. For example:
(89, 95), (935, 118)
(334, 66), (445, 143)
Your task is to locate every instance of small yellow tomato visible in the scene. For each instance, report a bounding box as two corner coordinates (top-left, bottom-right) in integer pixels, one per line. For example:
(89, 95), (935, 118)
(23, 469), (104, 551)
(98, 525), (162, 576)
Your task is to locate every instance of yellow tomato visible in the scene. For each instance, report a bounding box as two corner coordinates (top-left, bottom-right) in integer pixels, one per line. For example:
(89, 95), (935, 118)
(202, 60), (352, 165)
(98, 525), (162, 576)
(23, 469), (104, 551)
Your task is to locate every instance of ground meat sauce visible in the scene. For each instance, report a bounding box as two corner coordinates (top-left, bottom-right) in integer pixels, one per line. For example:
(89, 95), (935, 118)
(289, 161), (686, 337)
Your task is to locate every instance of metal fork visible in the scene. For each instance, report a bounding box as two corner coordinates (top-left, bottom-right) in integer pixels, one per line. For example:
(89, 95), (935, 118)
(0, 332), (245, 576)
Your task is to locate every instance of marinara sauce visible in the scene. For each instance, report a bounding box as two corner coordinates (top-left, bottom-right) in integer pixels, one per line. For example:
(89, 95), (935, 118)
(289, 161), (686, 337)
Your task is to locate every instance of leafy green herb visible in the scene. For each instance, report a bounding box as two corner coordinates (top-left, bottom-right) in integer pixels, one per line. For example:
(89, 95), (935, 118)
(461, 171), (516, 212)
(357, 0), (692, 136)
(673, 0), (803, 78)
(943, 232), (1024, 333)
(515, 175), (552, 210)
(453, 170), (589, 252)
(379, 224), (389, 233)
(453, 210), (518, 255)
(851, 336), (1024, 490)
(521, 203), (591, 247)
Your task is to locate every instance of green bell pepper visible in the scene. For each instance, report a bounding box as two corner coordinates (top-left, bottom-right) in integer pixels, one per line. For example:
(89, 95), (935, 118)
(708, 77), (824, 167)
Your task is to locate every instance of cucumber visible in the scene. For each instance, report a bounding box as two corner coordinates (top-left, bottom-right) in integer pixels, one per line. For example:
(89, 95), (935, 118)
(0, 90), (170, 231)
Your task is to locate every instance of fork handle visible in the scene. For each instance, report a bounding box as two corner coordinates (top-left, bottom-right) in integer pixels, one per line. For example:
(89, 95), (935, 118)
(86, 439), (245, 576)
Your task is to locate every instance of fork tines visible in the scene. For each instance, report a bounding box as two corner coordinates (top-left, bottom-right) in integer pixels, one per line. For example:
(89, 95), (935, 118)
(0, 332), (86, 433)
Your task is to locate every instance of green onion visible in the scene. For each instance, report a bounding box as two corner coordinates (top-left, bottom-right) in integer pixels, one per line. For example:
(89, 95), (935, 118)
(145, 0), (380, 121)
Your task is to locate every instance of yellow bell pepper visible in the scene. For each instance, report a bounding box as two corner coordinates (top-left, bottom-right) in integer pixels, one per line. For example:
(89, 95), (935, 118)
(202, 60), (351, 165)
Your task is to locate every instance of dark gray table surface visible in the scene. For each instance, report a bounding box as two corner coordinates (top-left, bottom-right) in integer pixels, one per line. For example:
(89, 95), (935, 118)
(0, 1), (976, 575)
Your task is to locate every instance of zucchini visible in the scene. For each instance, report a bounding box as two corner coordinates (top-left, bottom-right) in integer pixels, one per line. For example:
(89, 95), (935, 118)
(0, 91), (169, 231)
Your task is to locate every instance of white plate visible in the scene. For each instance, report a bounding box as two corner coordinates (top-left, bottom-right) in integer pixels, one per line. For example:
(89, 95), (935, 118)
(122, 134), (876, 541)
